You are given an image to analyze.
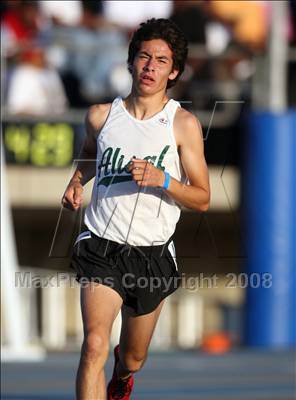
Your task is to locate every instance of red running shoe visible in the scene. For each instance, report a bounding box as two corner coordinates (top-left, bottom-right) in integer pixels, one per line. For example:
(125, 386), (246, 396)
(107, 344), (134, 399)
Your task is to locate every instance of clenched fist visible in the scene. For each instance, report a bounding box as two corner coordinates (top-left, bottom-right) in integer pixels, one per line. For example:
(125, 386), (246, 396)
(128, 158), (165, 188)
(62, 180), (83, 211)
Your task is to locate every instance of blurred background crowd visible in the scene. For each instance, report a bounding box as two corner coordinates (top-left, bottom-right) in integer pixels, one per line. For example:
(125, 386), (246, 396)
(2, 0), (295, 115)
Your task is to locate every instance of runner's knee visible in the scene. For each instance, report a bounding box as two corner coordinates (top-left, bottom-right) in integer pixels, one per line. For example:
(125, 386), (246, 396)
(122, 351), (147, 373)
(82, 332), (109, 362)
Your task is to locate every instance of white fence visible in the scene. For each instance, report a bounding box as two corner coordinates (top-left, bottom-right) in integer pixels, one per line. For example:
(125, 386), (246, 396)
(2, 267), (243, 356)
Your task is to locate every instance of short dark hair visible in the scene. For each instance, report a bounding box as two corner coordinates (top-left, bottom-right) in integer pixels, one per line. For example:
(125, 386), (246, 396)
(127, 18), (188, 89)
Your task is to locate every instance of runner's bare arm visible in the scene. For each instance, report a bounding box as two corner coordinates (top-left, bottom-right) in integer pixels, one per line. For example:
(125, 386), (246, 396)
(61, 104), (111, 211)
(166, 109), (210, 211)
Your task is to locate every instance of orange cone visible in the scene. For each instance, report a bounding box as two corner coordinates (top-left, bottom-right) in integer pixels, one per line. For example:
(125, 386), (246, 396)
(201, 332), (232, 354)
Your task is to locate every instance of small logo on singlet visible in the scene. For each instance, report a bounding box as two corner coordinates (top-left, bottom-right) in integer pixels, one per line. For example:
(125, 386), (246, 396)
(159, 117), (168, 125)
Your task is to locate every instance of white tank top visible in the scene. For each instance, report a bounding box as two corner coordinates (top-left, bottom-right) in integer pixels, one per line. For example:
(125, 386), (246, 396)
(84, 97), (187, 246)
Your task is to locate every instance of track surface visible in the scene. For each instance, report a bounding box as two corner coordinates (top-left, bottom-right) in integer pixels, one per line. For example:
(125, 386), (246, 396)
(2, 349), (295, 399)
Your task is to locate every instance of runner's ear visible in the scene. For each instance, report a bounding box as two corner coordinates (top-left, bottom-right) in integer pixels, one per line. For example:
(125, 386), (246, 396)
(168, 68), (179, 82)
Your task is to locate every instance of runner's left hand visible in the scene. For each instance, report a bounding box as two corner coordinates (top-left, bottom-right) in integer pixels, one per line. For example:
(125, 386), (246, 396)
(128, 158), (165, 188)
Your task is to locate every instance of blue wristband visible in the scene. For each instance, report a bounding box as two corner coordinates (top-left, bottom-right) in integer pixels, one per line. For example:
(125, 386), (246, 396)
(163, 171), (170, 190)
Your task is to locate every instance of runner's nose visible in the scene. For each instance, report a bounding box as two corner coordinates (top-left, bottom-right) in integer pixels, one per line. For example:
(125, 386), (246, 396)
(143, 59), (155, 72)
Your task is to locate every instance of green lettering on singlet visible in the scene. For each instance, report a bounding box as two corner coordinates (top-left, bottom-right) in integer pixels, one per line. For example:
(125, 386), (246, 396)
(97, 146), (170, 187)
(117, 154), (125, 173)
(98, 175), (133, 187)
(111, 147), (120, 174)
(98, 147), (113, 176)
(143, 155), (157, 165)
(123, 156), (136, 173)
(156, 145), (170, 171)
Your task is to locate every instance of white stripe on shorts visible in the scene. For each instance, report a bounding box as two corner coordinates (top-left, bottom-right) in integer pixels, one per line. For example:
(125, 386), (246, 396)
(74, 230), (92, 246)
(167, 241), (178, 271)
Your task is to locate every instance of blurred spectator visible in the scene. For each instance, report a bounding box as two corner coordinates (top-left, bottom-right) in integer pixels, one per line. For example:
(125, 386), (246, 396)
(168, 1), (260, 109)
(169, 1), (209, 102)
(170, 1), (231, 56)
(1, 0), (41, 57)
(171, 1), (207, 45)
(208, 0), (268, 52)
(103, 0), (172, 30)
(39, 0), (82, 27)
(7, 45), (68, 116)
(289, 0), (296, 45)
(47, 1), (130, 106)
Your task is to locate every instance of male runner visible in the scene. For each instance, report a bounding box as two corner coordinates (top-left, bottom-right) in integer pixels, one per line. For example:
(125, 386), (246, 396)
(62, 18), (210, 400)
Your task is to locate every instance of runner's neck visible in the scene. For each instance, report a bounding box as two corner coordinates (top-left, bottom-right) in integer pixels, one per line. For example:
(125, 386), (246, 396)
(123, 94), (170, 121)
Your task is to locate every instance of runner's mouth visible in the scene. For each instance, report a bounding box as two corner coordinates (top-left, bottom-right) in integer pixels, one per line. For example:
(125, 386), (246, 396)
(140, 74), (155, 84)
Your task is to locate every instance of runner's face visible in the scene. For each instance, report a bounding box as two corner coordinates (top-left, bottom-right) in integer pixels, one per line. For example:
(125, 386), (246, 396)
(132, 39), (179, 95)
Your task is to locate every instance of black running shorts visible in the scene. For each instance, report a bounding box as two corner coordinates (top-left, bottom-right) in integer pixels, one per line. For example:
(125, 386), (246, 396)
(70, 231), (181, 316)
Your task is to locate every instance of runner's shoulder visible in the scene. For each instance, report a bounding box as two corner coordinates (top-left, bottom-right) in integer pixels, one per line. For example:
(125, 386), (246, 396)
(85, 103), (112, 137)
(174, 106), (202, 139)
(175, 106), (200, 126)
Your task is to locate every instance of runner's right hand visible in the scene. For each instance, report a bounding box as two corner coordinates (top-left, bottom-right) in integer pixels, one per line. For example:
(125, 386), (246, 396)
(62, 181), (83, 211)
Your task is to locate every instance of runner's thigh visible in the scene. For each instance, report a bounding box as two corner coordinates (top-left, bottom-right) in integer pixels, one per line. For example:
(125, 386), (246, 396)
(81, 282), (123, 336)
(119, 300), (165, 357)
